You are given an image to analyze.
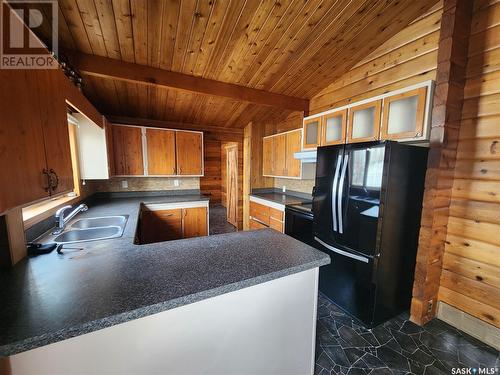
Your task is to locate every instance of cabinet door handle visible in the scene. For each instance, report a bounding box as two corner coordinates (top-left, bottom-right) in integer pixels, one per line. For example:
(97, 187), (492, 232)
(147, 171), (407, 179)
(42, 169), (51, 192)
(49, 169), (59, 191)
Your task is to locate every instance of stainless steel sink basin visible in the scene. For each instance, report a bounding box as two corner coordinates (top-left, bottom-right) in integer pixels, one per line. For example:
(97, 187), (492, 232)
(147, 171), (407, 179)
(71, 215), (128, 229)
(54, 226), (122, 244)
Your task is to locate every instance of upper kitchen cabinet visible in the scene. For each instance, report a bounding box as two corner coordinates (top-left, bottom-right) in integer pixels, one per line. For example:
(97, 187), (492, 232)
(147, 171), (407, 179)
(263, 129), (303, 179)
(176, 131), (203, 176)
(347, 100), (382, 143)
(146, 128), (176, 175)
(381, 87), (427, 141)
(0, 69), (75, 214)
(322, 110), (347, 146)
(112, 125), (145, 176)
(262, 137), (274, 176)
(303, 118), (322, 149)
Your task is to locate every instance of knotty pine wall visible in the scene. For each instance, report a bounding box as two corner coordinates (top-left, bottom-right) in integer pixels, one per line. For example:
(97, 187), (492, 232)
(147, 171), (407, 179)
(438, 0), (500, 328)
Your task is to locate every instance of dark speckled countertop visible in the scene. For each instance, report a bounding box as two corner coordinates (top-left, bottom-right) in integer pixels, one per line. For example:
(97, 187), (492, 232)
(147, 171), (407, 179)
(0, 194), (329, 356)
(250, 188), (312, 206)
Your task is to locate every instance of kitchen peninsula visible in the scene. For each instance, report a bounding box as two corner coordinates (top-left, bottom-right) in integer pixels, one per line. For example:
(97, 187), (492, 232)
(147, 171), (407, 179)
(0, 195), (329, 375)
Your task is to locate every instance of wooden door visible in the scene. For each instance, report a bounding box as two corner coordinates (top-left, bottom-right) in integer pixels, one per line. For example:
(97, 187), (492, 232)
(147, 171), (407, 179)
(226, 145), (238, 227)
(183, 207), (208, 238)
(176, 131), (203, 176)
(322, 110), (347, 146)
(286, 130), (302, 177)
(146, 128), (176, 175)
(274, 134), (287, 176)
(381, 87), (427, 140)
(303, 117), (322, 149)
(140, 209), (183, 243)
(37, 71), (74, 195)
(0, 70), (49, 213)
(262, 137), (274, 175)
(112, 125), (144, 175)
(347, 100), (382, 143)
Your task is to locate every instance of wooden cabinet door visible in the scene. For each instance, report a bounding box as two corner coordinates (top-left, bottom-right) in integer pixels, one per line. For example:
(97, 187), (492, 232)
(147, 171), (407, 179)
(0, 70), (49, 213)
(146, 128), (176, 175)
(112, 125), (144, 175)
(347, 100), (382, 143)
(269, 217), (284, 232)
(183, 207), (208, 238)
(381, 87), (427, 140)
(176, 131), (203, 176)
(141, 209), (183, 243)
(322, 110), (347, 146)
(262, 137), (274, 176)
(37, 71), (74, 195)
(286, 130), (302, 177)
(303, 117), (322, 149)
(250, 218), (268, 230)
(274, 134), (287, 176)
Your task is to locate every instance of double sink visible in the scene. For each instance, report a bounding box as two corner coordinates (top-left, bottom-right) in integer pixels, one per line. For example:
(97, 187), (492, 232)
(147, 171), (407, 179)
(53, 215), (129, 244)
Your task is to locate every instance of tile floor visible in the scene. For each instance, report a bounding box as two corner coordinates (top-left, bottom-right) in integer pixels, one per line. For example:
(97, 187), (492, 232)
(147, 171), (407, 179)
(209, 204), (237, 235)
(315, 293), (499, 375)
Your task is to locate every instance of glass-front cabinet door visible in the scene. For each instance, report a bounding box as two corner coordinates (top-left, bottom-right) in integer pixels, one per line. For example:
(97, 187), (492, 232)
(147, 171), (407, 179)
(322, 109), (347, 146)
(381, 87), (427, 140)
(347, 100), (382, 143)
(303, 117), (322, 149)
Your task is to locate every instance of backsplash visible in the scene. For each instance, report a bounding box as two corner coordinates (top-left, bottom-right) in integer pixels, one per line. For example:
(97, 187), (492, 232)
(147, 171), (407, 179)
(274, 178), (314, 195)
(86, 177), (200, 192)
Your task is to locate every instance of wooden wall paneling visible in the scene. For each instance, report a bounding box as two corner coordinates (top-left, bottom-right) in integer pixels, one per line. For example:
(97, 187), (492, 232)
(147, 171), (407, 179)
(146, 129), (176, 175)
(200, 139), (222, 204)
(410, 0), (474, 326)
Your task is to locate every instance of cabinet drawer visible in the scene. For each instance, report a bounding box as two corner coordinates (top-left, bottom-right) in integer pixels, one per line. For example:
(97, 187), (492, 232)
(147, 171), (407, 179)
(250, 218), (268, 230)
(269, 207), (284, 222)
(250, 201), (270, 226)
(269, 217), (284, 233)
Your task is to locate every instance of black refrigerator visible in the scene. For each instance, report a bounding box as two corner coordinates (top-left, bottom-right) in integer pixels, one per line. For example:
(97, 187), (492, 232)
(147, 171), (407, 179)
(312, 140), (428, 327)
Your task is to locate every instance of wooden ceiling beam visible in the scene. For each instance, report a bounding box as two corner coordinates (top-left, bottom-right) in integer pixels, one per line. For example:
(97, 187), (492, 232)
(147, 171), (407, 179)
(106, 115), (244, 134)
(66, 52), (309, 113)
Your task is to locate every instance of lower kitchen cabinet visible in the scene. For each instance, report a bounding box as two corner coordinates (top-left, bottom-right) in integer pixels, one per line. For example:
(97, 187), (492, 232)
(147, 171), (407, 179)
(249, 199), (284, 233)
(139, 204), (208, 244)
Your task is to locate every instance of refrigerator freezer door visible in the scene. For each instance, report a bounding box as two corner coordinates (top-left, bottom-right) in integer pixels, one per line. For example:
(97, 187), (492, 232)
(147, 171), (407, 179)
(313, 144), (345, 244)
(334, 142), (387, 257)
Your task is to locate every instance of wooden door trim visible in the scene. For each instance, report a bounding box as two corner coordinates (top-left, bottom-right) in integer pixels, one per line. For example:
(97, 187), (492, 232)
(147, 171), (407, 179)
(381, 87), (427, 140)
(347, 100), (382, 143)
(322, 109), (347, 146)
(226, 144), (238, 228)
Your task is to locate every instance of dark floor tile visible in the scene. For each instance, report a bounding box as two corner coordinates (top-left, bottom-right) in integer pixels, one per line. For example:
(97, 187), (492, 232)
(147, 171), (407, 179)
(400, 320), (424, 335)
(403, 348), (434, 366)
(338, 325), (372, 348)
(323, 345), (351, 367)
(360, 332), (380, 347)
(390, 329), (418, 353)
(317, 351), (336, 372)
(367, 368), (392, 375)
(376, 347), (410, 372)
(345, 348), (366, 365)
(372, 326), (393, 346)
(361, 352), (386, 369)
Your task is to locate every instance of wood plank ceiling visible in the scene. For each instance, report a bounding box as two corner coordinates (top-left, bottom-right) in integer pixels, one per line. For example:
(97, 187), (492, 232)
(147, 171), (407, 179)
(39, 0), (439, 129)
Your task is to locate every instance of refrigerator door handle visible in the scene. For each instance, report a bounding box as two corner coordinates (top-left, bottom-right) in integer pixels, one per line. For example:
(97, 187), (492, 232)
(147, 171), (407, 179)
(337, 154), (349, 234)
(331, 156), (342, 232)
(314, 236), (370, 263)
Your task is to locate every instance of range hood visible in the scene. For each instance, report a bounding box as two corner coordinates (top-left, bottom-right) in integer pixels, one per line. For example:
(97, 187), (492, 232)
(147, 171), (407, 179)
(294, 150), (317, 163)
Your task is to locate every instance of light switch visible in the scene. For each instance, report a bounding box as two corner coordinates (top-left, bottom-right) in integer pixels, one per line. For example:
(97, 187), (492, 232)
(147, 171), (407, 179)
(174, 179), (180, 187)
(121, 180), (128, 189)
(282, 186), (286, 193)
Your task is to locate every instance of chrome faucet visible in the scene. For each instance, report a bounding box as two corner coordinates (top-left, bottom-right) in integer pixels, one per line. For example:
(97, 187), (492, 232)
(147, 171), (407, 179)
(52, 204), (88, 235)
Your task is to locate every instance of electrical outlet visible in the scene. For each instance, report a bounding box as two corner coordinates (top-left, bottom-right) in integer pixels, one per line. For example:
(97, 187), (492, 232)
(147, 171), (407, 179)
(121, 180), (128, 189)
(282, 186), (286, 193)
(427, 299), (433, 313)
(174, 179), (180, 187)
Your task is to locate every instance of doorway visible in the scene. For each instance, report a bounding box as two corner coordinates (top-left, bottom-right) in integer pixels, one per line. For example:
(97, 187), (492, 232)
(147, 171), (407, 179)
(225, 144), (238, 228)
